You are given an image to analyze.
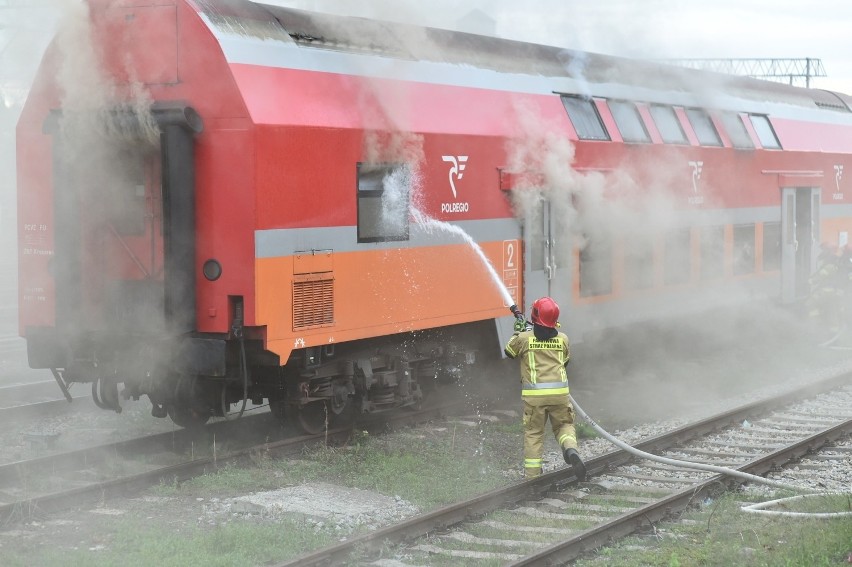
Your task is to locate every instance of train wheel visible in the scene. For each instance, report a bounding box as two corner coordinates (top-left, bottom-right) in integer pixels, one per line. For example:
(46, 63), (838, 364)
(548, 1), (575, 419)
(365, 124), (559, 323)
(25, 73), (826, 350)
(291, 401), (329, 435)
(328, 384), (355, 427)
(166, 404), (211, 429)
(167, 374), (212, 428)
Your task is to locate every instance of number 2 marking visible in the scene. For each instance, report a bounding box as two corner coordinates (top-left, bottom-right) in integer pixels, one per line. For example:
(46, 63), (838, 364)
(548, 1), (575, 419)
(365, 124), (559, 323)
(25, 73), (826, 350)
(506, 242), (515, 268)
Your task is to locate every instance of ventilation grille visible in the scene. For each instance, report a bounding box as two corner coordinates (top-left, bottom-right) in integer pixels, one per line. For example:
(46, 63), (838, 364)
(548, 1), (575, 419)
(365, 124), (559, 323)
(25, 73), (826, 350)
(292, 275), (334, 330)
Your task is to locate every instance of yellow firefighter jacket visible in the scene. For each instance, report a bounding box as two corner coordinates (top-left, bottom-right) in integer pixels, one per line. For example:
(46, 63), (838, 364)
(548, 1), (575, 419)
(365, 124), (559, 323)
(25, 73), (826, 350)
(504, 330), (570, 401)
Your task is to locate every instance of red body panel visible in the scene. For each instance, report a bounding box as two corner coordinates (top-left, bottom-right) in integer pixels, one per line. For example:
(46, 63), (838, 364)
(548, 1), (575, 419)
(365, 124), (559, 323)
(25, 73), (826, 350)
(17, 0), (852, 366)
(19, 0), (256, 335)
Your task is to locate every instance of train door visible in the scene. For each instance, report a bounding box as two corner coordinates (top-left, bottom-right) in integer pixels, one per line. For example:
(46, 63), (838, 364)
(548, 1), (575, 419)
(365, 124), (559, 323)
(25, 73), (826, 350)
(523, 198), (572, 322)
(33, 105), (201, 374)
(780, 187), (820, 303)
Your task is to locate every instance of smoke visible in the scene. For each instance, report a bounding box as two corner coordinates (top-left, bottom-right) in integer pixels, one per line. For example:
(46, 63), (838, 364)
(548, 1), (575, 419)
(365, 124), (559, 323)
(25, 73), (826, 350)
(557, 49), (591, 98)
(504, 99), (685, 279)
(7, 1), (832, 422)
(54, 1), (159, 157)
(8, 0), (170, 354)
(498, 90), (841, 431)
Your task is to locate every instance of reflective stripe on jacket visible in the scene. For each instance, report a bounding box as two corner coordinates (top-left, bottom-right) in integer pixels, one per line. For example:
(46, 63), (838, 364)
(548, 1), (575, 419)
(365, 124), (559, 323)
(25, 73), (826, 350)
(505, 331), (570, 397)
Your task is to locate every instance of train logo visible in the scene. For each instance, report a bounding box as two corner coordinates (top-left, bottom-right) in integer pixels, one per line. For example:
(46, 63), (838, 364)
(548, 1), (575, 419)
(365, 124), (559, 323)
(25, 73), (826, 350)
(687, 160), (704, 205)
(441, 155), (470, 213)
(442, 155), (468, 198)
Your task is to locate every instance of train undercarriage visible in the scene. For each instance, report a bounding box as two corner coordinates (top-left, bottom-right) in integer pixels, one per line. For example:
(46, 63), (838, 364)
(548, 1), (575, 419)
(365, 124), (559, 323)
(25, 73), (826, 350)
(41, 322), (490, 433)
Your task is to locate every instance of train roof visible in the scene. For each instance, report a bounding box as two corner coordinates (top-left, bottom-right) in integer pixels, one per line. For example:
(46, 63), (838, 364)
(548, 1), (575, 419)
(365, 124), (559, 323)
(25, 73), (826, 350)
(193, 0), (852, 118)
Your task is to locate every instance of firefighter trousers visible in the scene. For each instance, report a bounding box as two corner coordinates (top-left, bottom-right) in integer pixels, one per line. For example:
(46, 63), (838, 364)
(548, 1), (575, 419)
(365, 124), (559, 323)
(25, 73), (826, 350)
(522, 398), (577, 478)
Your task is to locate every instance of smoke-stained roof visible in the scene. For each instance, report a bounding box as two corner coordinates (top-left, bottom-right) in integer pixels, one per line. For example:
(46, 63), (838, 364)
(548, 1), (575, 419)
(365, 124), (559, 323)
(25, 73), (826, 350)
(193, 0), (849, 113)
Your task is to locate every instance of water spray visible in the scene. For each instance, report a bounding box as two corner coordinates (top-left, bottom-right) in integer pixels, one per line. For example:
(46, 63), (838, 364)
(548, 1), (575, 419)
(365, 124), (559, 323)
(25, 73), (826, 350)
(411, 208), (515, 307)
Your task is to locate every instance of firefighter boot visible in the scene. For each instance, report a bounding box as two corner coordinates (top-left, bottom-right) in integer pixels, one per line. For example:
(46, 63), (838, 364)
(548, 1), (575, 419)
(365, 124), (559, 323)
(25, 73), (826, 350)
(563, 448), (586, 482)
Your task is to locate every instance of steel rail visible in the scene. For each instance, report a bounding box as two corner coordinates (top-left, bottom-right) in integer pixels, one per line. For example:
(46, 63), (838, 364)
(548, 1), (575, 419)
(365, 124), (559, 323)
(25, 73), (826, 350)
(273, 371), (852, 567)
(0, 401), (465, 525)
(0, 396), (90, 421)
(510, 417), (852, 565)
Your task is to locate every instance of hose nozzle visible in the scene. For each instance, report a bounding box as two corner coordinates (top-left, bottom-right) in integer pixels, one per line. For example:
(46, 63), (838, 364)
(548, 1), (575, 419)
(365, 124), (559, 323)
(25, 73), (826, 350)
(509, 304), (523, 320)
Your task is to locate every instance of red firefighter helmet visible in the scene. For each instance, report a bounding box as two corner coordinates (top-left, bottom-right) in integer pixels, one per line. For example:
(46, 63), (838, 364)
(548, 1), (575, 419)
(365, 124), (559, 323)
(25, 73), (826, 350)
(530, 296), (560, 328)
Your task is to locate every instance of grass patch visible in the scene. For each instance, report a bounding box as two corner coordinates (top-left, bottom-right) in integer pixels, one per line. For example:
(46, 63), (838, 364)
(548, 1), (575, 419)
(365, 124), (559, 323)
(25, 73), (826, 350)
(576, 491), (852, 567)
(153, 419), (522, 509)
(576, 421), (599, 440)
(267, 426), (511, 508)
(180, 464), (268, 494)
(1, 517), (335, 567)
(490, 421), (524, 435)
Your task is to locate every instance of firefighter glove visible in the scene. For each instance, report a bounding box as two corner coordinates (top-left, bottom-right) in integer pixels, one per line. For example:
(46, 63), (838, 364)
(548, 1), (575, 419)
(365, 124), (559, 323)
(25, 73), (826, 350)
(514, 319), (527, 333)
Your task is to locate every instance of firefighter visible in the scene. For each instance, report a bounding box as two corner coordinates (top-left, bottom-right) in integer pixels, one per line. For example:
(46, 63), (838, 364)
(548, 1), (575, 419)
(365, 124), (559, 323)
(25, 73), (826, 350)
(505, 297), (586, 481)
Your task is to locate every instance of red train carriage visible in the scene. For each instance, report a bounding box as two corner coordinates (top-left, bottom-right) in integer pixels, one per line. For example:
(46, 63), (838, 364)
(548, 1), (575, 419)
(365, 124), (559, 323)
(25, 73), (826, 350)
(17, 0), (852, 430)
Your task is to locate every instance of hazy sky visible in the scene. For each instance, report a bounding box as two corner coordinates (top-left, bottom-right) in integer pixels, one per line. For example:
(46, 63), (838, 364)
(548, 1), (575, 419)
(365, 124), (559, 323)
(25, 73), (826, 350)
(262, 0), (852, 94)
(2, 0), (852, 96)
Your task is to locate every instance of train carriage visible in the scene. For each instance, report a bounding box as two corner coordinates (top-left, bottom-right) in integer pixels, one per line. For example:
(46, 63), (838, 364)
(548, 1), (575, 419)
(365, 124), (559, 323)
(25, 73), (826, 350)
(17, 0), (852, 430)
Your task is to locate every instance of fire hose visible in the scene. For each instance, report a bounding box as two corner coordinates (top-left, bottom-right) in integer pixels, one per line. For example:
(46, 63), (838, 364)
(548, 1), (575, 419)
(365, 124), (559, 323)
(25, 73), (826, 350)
(508, 305), (851, 518)
(570, 396), (852, 519)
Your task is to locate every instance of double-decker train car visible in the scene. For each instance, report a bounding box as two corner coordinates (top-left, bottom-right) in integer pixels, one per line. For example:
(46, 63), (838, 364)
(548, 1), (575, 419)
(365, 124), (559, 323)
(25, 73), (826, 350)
(17, 0), (852, 431)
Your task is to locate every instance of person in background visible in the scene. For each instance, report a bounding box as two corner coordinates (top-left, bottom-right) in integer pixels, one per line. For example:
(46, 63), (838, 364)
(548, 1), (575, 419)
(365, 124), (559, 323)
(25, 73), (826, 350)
(807, 243), (843, 332)
(505, 297), (586, 481)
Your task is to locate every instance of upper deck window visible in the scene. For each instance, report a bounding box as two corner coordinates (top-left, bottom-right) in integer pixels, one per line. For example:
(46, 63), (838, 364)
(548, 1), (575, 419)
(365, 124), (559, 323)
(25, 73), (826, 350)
(561, 96), (609, 141)
(718, 111), (754, 149)
(685, 108), (722, 147)
(649, 105), (687, 144)
(749, 115), (781, 149)
(609, 101), (650, 143)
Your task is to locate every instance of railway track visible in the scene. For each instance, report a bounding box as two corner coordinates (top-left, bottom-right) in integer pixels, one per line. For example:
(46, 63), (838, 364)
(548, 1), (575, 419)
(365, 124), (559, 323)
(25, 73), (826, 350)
(0, 379), (89, 421)
(0, 399), (473, 526)
(275, 371), (852, 567)
(0, 396), (88, 422)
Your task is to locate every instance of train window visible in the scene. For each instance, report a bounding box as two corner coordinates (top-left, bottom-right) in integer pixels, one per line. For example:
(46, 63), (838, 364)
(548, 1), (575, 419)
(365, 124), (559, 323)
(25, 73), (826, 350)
(561, 96), (610, 141)
(356, 163), (410, 243)
(718, 111), (754, 149)
(609, 101), (650, 143)
(685, 109), (722, 147)
(649, 105), (687, 144)
(749, 115), (781, 149)
(762, 222), (781, 271)
(700, 225), (725, 280)
(623, 235), (654, 290)
(733, 224), (756, 275)
(663, 228), (691, 285)
(579, 233), (612, 297)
